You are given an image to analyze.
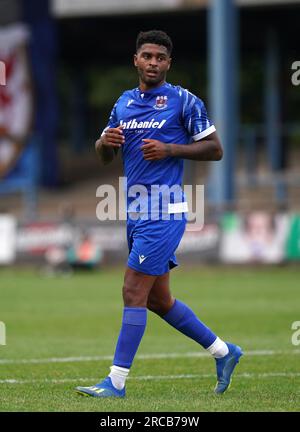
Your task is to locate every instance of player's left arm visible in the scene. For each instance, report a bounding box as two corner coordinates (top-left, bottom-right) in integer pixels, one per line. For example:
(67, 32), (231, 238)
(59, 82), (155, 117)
(141, 132), (223, 161)
(141, 91), (223, 162)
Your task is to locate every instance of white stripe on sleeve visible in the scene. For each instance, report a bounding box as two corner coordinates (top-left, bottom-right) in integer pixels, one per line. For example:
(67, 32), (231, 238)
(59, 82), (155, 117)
(192, 125), (216, 142)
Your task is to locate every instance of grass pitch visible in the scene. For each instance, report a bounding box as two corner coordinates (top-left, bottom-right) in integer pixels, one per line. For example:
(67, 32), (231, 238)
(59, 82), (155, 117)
(0, 266), (299, 412)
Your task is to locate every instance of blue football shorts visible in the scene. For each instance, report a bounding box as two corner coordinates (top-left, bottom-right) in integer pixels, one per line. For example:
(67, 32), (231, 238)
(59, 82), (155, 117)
(127, 213), (187, 276)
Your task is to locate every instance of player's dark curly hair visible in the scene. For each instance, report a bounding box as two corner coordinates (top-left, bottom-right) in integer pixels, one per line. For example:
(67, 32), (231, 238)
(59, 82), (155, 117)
(136, 30), (173, 55)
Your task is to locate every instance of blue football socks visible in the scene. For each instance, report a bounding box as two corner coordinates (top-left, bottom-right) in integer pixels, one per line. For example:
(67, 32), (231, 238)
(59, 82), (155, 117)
(163, 299), (217, 349)
(113, 307), (147, 368)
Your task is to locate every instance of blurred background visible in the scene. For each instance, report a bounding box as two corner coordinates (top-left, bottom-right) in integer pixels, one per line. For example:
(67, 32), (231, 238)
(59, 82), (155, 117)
(0, 0), (300, 269)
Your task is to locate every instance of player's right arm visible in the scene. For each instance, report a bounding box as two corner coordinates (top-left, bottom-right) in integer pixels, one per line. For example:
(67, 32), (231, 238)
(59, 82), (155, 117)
(95, 125), (124, 165)
(95, 96), (124, 165)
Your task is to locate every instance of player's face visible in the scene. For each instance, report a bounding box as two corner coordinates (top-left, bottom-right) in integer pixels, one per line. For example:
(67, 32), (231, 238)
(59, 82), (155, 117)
(134, 43), (171, 89)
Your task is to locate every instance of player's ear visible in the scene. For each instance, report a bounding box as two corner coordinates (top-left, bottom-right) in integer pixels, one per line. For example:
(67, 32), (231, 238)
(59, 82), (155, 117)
(134, 53), (138, 67)
(167, 57), (172, 71)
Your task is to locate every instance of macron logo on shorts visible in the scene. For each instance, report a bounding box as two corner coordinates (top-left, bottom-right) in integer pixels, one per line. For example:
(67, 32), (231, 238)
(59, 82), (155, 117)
(139, 254), (147, 264)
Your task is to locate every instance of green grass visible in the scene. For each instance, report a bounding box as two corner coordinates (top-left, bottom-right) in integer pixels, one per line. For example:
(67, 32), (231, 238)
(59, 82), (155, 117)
(0, 266), (299, 411)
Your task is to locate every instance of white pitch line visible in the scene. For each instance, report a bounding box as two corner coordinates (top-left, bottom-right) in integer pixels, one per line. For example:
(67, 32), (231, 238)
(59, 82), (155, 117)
(0, 350), (299, 365)
(0, 372), (299, 385)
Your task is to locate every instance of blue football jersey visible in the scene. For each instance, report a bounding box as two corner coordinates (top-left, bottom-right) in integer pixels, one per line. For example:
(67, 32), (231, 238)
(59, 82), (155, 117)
(102, 82), (216, 217)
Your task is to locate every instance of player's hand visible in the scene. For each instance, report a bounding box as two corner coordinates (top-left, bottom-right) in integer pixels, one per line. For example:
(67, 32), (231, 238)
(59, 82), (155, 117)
(141, 139), (171, 161)
(97, 125), (125, 149)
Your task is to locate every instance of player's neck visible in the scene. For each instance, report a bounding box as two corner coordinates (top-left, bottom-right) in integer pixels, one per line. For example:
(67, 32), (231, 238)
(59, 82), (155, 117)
(139, 79), (166, 92)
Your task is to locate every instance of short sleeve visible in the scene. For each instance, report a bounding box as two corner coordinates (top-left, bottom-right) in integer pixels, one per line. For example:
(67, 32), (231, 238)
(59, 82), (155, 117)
(181, 89), (216, 141)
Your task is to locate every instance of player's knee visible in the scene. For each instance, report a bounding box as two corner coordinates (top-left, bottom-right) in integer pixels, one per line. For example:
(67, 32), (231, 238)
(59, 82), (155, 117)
(122, 281), (147, 307)
(147, 296), (174, 316)
(147, 300), (163, 315)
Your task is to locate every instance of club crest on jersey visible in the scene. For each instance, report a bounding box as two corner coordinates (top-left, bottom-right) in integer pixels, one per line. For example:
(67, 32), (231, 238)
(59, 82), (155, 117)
(154, 95), (168, 110)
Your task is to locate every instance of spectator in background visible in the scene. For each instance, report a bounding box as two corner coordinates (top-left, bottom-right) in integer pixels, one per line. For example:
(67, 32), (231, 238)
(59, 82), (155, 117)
(243, 212), (286, 263)
(44, 229), (103, 276)
(220, 211), (288, 264)
(66, 231), (103, 270)
(0, 0), (33, 178)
